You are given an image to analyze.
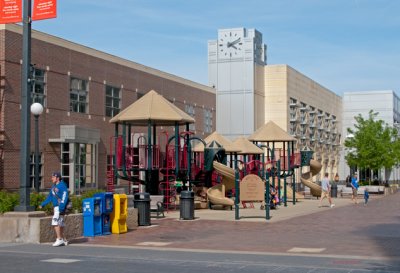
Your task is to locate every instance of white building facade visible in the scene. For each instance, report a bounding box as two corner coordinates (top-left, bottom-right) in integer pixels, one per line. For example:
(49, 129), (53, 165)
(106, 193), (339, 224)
(339, 90), (400, 183)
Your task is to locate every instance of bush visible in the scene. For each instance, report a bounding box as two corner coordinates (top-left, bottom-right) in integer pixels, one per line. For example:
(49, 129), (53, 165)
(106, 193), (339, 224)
(30, 192), (53, 215)
(0, 189), (106, 214)
(70, 195), (83, 213)
(30, 192), (46, 209)
(71, 189), (105, 213)
(0, 191), (19, 213)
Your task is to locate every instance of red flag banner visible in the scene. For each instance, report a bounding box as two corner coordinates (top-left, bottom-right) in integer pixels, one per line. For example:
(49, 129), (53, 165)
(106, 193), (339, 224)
(32, 0), (56, 21)
(0, 0), (22, 24)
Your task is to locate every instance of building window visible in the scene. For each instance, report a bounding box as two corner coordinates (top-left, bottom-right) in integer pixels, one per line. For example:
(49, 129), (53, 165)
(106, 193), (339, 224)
(61, 143), (70, 186)
(70, 77), (88, 113)
(105, 85), (121, 117)
(31, 68), (46, 106)
(203, 108), (213, 133)
(30, 153), (43, 188)
(185, 104), (196, 131)
(75, 143), (97, 192)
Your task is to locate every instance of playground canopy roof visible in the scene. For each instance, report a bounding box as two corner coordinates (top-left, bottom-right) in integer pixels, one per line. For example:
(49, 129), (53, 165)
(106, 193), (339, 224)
(192, 131), (241, 153)
(232, 137), (263, 154)
(248, 120), (296, 142)
(109, 90), (195, 126)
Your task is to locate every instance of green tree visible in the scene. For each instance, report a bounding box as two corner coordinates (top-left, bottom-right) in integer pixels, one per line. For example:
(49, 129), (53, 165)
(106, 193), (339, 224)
(344, 110), (400, 182)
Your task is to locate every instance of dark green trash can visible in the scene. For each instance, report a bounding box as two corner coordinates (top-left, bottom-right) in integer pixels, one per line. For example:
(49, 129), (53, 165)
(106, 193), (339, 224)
(180, 191), (194, 220)
(330, 184), (338, 198)
(133, 192), (151, 226)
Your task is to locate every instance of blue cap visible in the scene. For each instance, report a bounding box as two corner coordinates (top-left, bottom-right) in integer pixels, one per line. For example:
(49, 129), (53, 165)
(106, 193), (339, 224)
(52, 172), (61, 179)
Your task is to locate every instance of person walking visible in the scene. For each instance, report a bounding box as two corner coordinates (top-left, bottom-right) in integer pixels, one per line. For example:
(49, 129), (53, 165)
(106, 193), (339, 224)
(351, 173), (359, 204)
(39, 172), (69, 247)
(319, 173), (335, 208)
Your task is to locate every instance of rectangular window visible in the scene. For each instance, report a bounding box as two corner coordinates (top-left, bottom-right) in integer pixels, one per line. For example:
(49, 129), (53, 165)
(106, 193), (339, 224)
(185, 104), (196, 131)
(30, 153), (43, 189)
(61, 143), (70, 186)
(203, 108), (213, 133)
(75, 143), (97, 192)
(31, 68), (46, 106)
(70, 77), (89, 113)
(105, 85), (121, 117)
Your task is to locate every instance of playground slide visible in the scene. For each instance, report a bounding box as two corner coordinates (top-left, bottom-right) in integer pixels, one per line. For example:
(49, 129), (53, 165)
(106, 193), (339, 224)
(284, 185), (304, 200)
(300, 159), (322, 197)
(207, 161), (235, 207)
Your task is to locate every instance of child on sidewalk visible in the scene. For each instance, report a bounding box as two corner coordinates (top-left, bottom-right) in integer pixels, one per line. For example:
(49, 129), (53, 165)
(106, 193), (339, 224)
(364, 188), (369, 206)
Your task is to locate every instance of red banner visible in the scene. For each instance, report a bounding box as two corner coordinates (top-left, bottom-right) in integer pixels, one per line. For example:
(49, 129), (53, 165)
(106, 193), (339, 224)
(32, 0), (56, 21)
(0, 0), (22, 24)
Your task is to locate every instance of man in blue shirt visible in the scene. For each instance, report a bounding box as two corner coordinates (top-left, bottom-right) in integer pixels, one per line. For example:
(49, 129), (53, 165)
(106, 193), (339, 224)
(351, 173), (359, 204)
(39, 172), (69, 246)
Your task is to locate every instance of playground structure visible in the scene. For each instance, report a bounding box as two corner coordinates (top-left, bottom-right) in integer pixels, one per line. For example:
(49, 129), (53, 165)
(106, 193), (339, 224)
(107, 90), (319, 220)
(108, 90), (203, 210)
(300, 159), (323, 197)
(207, 161), (235, 207)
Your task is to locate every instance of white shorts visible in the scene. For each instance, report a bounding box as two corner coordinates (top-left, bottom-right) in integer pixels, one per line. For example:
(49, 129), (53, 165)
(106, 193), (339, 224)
(51, 206), (65, 227)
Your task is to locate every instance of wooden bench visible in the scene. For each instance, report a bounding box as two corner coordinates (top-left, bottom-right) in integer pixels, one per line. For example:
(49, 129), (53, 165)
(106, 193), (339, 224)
(150, 195), (165, 218)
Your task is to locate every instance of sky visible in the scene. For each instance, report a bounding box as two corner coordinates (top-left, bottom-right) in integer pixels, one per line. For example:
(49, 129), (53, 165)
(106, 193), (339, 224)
(31, 0), (400, 96)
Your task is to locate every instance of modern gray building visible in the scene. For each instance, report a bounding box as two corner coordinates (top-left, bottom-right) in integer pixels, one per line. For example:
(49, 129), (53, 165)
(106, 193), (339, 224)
(339, 90), (400, 183)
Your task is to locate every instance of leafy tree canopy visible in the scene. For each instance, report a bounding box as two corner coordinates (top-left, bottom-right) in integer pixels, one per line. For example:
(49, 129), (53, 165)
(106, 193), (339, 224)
(344, 110), (400, 171)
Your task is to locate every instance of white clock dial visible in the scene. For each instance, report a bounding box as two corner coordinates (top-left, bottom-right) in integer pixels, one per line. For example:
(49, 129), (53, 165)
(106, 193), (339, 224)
(218, 31), (243, 59)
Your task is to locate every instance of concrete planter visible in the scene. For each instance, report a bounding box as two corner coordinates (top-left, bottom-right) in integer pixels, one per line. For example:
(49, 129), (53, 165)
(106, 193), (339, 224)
(0, 208), (138, 244)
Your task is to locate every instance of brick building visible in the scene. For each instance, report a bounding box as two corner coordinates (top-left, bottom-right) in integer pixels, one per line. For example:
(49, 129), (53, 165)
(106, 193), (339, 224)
(0, 24), (215, 193)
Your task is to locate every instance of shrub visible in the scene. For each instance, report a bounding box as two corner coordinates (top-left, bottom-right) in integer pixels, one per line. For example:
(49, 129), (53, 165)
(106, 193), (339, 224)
(0, 188), (106, 214)
(70, 195), (83, 213)
(30, 192), (53, 215)
(30, 192), (46, 209)
(0, 191), (19, 213)
(71, 189), (105, 213)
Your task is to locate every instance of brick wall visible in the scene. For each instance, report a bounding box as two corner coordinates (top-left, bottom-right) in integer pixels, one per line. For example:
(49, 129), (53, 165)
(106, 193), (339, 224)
(0, 27), (215, 190)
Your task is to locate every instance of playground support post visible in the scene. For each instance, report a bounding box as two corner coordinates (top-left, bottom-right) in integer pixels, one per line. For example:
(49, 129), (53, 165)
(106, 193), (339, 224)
(265, 170), (270, 220)
(175, 122), (179, 176)
(234, 153), (239, 220)
(277, 159), (281, 205)
(292, 171), (296, 205)
(291, 142), (296, 205)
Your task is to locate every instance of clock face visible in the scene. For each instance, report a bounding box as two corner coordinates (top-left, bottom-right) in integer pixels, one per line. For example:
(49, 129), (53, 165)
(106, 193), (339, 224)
(218, 31), (243, 59)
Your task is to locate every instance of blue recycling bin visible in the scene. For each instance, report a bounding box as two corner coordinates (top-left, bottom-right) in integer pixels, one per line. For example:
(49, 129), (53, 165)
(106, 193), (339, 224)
(93, 192), (114, 235)
(82, 197), (102, 237)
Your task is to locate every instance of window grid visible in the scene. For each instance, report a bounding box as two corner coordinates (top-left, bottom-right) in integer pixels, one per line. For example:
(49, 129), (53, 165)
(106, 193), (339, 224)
(185, 104), (196, 131)
(105, 85), (121, 117)
(203, 108), (213, 133)
(31, 68), (46, 106)
(70, 77), (89, 113)
(30, 153), (43, 188)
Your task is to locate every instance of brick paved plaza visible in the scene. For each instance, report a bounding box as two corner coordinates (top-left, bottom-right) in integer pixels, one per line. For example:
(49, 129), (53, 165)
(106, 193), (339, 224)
(79, 192), (400, 259)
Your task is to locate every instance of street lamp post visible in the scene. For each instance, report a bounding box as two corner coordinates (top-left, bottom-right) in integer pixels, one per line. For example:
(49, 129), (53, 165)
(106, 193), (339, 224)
(15, 0), (33, 211)
(30, 103), (43, 193)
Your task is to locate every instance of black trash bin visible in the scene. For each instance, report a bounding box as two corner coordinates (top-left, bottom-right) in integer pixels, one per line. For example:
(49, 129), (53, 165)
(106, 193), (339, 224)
(133, 192), (151, 226)
(330, 184), (338, 198)
(180, 191), (194, 220)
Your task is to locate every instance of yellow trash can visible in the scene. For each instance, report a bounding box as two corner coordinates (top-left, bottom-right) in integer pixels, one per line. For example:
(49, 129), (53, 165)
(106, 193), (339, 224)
(110, 193), (128, 234)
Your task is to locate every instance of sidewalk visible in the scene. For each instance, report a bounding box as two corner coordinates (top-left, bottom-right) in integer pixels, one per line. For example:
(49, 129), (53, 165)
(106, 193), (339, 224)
(78, 193), (400, 259)
(163, 195), (361, 223)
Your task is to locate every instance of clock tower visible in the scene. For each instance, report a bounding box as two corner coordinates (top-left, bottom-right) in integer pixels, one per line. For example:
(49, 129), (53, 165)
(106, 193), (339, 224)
(208, 28), (267, 139)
